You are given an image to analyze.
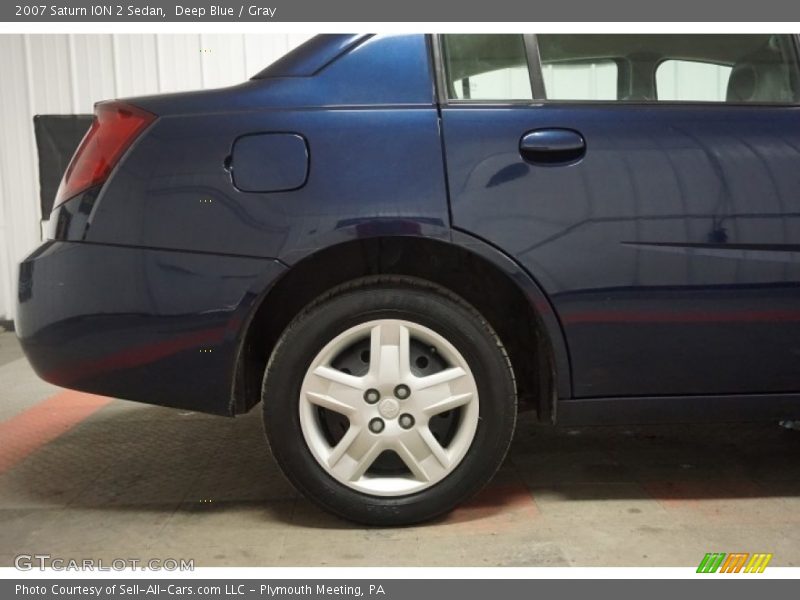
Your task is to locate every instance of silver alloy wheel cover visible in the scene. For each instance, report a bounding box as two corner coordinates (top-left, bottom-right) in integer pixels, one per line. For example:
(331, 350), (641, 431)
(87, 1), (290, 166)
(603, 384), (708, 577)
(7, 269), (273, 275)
(298, 319), (480, 496)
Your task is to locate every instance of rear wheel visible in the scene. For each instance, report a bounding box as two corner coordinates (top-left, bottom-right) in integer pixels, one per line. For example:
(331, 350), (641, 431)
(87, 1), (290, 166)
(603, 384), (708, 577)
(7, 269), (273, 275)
(262, 277), (517, 525)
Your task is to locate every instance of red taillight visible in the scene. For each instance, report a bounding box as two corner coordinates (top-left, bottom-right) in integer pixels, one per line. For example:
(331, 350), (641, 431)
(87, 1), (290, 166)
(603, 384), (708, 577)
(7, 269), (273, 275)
(54, 101), (155, 207)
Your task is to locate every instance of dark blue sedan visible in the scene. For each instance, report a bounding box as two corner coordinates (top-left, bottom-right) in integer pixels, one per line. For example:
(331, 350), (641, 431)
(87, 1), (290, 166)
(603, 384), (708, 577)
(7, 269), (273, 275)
(16, 34), (800, 524)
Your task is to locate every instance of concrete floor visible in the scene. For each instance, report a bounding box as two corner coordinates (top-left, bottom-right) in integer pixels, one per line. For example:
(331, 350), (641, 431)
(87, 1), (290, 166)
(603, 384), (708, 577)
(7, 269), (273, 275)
(1, 330), (800, 567)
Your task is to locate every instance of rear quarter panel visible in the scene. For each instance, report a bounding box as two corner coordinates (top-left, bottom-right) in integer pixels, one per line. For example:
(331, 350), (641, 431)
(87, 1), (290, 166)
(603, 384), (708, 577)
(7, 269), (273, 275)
(19, 34), (452, 416)
(85, 107), (450, 263)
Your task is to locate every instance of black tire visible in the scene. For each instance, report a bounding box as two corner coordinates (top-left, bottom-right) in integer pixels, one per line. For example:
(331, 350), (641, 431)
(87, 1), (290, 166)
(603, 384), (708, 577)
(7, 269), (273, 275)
(261, 276), (517, 526)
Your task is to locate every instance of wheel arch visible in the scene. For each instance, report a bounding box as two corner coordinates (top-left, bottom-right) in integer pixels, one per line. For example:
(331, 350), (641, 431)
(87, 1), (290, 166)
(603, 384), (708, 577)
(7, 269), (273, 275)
(232, 234), (571, 420)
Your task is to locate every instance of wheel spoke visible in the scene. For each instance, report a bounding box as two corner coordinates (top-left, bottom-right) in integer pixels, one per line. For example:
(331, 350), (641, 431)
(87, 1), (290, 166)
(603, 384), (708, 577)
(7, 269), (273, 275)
(305, 391), (356, 416)
(327, 425), (361, 467)
(415, 366), (467, 390)
(399, 323), (411, 378)
(422, 391), (473, 417)
(306, 366), (365, 415)
(312, 365), (363, 389)
(328, 427), (383, 482)
(417, 426), (450, 469)
(395, 429), (451, 483)
(368, 322), (411, 382)
(394, 439), (431, 482)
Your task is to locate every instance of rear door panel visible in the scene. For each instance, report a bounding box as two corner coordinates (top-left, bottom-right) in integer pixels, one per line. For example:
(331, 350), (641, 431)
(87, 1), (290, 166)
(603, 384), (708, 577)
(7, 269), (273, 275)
(442, 104), (800, 397)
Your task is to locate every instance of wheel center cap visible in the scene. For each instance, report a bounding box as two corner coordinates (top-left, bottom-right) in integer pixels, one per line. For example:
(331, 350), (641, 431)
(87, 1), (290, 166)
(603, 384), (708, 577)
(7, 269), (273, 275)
(378, 398), (400, 419)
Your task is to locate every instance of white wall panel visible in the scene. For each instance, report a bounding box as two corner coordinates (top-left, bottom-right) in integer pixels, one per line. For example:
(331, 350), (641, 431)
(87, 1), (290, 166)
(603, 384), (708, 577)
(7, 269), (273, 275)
(27, 35), (72, 114)
(0, 153), (11, 325)
(0, 35), (41, 323)
(70, 35), (117, 111)
(156, 34), (203, 93)
(113, 34), (160, 98)
(0, 33), (305, 322)
(200, 33), (247, 88)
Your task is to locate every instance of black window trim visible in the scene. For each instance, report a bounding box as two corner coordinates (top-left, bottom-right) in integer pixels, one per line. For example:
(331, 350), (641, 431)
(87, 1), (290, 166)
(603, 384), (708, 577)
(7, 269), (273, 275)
(524, 34), (547, 100)
(431, 33), (800, 108)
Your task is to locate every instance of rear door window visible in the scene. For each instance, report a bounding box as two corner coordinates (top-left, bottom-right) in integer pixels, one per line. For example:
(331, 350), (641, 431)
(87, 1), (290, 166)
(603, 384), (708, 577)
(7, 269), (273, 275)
(441, 34), (532, 101)
(535, 34), (800, 103)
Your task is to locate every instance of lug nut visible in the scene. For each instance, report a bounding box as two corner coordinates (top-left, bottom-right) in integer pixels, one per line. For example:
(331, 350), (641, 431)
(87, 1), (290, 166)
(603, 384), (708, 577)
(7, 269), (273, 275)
(369, 418), (385, 434)
(394, 384), (411, 400)
(364, 388), (380, 404)
(399, 414), (415, 429)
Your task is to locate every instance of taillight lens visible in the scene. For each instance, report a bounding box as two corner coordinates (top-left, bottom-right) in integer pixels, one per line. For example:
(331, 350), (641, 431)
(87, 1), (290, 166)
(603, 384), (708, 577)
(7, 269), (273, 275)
(54, 101), (155, 207)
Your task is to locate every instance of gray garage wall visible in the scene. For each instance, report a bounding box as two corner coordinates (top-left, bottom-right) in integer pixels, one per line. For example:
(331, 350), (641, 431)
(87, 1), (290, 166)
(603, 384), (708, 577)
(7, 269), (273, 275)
(0, 33), (311, 322)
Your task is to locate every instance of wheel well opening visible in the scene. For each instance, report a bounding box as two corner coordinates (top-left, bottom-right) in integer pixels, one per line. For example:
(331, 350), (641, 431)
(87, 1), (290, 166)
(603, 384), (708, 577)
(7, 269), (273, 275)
(233, 237), (556, 420)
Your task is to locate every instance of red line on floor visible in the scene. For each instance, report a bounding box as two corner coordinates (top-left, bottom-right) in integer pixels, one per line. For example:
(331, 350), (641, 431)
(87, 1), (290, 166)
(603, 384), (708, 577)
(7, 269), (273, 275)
(442, 482), (540, 530)
(0, 390), (112, 475)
